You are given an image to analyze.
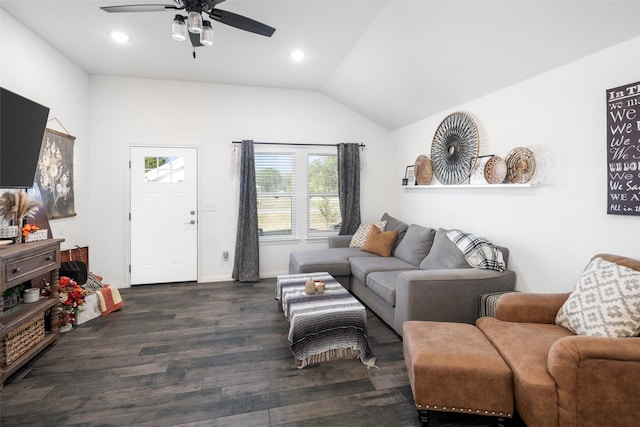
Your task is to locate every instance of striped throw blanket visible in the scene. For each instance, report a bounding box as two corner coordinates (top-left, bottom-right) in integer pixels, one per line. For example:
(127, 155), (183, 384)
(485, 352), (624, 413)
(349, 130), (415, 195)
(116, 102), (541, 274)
(276, 273), (376, 369)
(446, 229), (506, 272)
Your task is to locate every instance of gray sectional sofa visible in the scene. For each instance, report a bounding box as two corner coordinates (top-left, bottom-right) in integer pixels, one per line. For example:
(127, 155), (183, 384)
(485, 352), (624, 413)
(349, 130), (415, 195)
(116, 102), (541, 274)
(289, 213), (516, 336)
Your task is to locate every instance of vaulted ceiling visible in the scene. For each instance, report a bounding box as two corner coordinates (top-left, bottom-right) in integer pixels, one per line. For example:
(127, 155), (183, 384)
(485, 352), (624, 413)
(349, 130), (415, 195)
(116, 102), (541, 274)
(2, 1), (640, 130)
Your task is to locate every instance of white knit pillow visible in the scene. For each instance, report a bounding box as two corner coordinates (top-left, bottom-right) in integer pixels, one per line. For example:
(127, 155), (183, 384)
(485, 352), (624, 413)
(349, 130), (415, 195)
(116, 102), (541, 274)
(555, 257), (640, 337)
(349, 221), (387, 248)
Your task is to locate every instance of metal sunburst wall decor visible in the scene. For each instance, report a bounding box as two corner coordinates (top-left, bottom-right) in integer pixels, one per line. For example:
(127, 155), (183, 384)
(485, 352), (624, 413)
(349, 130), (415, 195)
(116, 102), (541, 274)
(431, 112), (480, 185)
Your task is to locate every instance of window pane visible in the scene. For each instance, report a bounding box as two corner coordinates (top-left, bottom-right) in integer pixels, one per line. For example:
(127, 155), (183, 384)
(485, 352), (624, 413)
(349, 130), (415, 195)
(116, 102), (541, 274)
(144, 156), (184, 183)
(308, 154), (338, 193)
(256, 152), (296, 238)
(308, 195), (340, 232)
(257, 195), (293, 236)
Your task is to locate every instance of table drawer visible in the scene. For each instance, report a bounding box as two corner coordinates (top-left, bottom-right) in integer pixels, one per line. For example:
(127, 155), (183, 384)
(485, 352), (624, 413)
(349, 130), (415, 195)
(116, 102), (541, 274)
(5, 249), (58, 283)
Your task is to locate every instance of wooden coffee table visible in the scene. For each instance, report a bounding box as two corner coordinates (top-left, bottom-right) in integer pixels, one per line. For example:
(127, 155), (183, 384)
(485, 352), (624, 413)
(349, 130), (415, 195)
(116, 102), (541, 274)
(276, 272), (376, 368)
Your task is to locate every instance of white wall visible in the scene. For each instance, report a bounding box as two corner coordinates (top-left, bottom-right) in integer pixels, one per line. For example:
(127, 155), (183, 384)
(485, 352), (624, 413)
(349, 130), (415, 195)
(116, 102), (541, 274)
(0, 10), (91, 251)
(393, 36), (640, 293)
(89, 76), (392, 286)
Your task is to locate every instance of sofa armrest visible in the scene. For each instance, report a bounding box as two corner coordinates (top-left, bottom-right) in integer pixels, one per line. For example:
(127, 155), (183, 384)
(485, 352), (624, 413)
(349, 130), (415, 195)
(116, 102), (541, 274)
(328, 235), (352, 248)
(548, 335), (640, 427)
(494, 292), (571, 324)
(393, 268), (516, 336)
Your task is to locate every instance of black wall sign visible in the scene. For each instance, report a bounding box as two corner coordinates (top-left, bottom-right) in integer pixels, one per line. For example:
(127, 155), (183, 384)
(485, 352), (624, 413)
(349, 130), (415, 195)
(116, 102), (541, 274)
(606, 80), (640, 215)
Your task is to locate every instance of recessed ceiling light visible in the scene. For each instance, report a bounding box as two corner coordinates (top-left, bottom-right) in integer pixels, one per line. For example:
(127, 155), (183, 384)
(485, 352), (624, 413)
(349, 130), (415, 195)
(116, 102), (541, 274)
(110, 31), (130, 43)
(290, 50), (305, 62)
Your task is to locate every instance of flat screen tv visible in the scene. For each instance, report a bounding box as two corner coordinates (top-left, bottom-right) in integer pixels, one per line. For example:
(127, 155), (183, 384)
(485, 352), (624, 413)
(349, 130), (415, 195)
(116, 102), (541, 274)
(0, 87), (50, 188)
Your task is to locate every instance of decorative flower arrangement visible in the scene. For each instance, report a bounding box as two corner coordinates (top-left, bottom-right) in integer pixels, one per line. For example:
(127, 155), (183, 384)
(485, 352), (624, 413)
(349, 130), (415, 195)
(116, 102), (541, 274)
(58, 276), (89, 332)
(21, 223), (40, 237)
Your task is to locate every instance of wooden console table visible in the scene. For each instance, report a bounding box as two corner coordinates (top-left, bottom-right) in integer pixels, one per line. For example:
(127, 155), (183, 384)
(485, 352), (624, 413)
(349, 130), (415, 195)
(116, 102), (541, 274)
(0, 239), (63, 388)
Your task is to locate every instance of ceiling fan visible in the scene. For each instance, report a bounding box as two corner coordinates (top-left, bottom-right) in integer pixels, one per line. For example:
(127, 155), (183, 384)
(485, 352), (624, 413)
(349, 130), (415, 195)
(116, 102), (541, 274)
(101, 0), (276, 57)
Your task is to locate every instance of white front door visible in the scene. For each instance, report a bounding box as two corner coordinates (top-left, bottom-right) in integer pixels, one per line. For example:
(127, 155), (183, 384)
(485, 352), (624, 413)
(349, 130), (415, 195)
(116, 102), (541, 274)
(130, 146), (198, 285)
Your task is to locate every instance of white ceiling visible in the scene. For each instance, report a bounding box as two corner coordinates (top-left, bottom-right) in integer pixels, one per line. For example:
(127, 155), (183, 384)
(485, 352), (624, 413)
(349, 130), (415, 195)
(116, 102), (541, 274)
(2, 0), (640, 130)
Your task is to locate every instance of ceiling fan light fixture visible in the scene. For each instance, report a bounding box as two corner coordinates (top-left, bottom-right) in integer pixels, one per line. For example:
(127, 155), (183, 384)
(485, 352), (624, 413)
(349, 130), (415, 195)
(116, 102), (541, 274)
(187, 11), (203, 34)
(200, 21), (214, 46)
(171, 15), (187, 41)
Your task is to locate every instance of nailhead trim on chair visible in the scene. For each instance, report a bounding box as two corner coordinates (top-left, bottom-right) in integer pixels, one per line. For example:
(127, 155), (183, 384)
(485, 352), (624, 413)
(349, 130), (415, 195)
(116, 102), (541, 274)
(416, 404), (511, 418)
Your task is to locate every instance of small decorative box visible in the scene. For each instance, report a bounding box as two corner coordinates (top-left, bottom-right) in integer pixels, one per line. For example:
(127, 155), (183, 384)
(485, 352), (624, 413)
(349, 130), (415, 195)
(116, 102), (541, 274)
(0, 226), (18, 238)
(25, 229), (48, 242)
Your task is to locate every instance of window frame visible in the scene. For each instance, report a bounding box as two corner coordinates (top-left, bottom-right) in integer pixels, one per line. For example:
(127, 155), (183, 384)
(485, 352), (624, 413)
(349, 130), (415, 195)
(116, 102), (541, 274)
(254, 146), (339, 242)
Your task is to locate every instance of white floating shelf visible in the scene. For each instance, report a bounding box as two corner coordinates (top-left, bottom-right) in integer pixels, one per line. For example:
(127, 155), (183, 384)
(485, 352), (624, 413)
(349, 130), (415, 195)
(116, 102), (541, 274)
(403, 183), (535, 189)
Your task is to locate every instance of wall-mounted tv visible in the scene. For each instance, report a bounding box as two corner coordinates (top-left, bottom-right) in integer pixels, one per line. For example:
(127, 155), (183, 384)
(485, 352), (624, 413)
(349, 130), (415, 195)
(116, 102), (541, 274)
(0, 87), (50, 189)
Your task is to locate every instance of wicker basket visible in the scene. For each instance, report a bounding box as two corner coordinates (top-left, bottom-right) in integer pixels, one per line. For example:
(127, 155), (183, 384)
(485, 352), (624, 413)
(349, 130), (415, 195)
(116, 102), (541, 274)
(2, 313), (45, 367)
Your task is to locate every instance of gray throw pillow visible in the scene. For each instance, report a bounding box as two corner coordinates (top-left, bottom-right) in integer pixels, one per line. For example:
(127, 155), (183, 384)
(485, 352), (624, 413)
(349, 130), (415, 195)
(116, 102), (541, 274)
(393, 224), (436, 266)
(381, 212), (409, 253)
(420, 228), (471, 270)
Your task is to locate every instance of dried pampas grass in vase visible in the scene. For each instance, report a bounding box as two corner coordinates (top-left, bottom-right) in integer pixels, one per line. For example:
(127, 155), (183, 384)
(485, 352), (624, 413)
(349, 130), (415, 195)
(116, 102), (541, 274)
(0, 190), (42, 225)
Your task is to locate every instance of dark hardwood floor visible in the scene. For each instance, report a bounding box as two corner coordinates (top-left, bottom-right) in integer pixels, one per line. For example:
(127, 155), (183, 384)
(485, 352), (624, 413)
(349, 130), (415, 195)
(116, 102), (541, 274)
(0, 279), (525, 426)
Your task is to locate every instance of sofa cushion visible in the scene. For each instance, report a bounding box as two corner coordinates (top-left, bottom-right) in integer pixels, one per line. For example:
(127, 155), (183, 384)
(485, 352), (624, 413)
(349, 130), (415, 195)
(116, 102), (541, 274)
(366, 271), (403, 307)
(420, 228), (471, 270)
(393, 224), (436, 266)
(289, 247), (376, 276)
(349, 221), (387, 248)
(555, 255), (640, 337)
(381, 212), (409, 253)
(349, 256), (417, 285)
(477, 317), (574, 427)
(360, 225), (398, 257)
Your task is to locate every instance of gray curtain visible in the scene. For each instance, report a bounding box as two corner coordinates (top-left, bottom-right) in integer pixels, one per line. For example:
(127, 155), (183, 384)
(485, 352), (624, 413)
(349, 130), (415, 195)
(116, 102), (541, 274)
(337, 143), (361, 235)
(232, 140), (260, 282)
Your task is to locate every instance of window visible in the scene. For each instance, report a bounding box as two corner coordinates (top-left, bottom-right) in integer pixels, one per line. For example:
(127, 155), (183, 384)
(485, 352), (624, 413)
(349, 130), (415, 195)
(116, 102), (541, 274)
(255, 148), (339, 240)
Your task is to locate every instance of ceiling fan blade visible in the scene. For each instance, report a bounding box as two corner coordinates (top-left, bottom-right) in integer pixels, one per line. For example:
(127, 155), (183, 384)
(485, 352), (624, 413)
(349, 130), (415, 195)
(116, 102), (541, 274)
(209, 9), (275, 37)
(100, 4), (180, 13)
(188, 31), (203, 48)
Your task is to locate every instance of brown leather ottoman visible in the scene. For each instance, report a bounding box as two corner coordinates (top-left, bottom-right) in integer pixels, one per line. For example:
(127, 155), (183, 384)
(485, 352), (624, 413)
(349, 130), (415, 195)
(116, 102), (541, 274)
(403, 321), (513, 427)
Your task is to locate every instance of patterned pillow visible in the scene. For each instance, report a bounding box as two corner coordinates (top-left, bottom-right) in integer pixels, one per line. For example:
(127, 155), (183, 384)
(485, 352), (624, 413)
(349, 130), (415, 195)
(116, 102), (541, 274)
(555, 256), (640, 337)
(349, 221), (386, 248)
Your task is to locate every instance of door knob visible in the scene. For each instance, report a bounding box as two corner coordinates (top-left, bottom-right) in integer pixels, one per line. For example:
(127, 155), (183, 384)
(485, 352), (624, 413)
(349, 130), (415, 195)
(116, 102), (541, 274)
(190, 210), (195, 215)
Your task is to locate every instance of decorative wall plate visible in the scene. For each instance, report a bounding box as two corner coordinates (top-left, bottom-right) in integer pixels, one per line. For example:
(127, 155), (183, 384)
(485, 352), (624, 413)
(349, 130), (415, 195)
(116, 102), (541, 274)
(484, 156), (507, 184)
(431, 112), (480, 184)
(414, 155), (433, 185)
(505, 147), (536, 183)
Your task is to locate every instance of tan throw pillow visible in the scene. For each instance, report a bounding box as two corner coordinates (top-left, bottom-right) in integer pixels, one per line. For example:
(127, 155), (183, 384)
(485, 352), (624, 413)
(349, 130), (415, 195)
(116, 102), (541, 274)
(349, 221), (387, 248)
(360, 225), (398, 257)
(555, 256), (640, 337)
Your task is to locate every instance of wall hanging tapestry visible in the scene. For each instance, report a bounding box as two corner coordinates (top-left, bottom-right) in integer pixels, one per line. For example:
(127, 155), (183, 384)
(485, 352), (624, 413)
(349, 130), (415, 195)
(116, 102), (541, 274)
(606, 80), (640, 216)
(35, 128), (76, 219)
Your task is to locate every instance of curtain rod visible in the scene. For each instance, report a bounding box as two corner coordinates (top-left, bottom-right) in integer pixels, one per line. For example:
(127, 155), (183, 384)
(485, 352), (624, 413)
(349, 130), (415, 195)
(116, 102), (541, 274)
(232, 141), (365, 148)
